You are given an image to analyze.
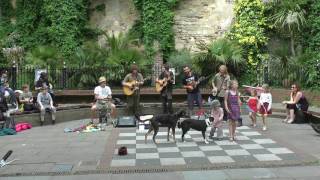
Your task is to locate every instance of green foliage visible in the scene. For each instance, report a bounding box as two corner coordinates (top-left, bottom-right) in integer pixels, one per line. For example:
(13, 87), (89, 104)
(15, 0), (90, 59)
(133, 0), (179, 59)
(304, 0), (320, 89)
(194, 39), (244, 75)
(25, 45), (62, 68)
(69, 33), (148, 88)
(228, 0), (268, 67)
(167, 49), (193, 86)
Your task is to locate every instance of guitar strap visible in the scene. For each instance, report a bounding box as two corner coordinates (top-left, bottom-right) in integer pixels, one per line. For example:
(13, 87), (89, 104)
(215, 76), (225, 97)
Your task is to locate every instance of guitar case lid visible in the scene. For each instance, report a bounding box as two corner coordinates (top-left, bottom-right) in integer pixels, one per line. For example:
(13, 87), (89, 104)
(115, 116), (136, 127)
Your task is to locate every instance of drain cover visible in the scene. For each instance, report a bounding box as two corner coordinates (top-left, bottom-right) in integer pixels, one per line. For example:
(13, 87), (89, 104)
(53, 164), (73, 173)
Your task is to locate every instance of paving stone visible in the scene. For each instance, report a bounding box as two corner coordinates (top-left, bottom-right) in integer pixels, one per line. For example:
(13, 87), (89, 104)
(224, 168), (277, 179)
(160, 158), (186, 166)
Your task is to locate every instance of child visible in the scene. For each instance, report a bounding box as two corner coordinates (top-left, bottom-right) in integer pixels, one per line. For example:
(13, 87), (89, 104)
(225, 80), (241, 141)
(19, 84), (35, 112)
(37, 85), (56, 126)
(247, 90), (258, 127)
(209, 99), (224, 140)
(258, 84), (272, 131)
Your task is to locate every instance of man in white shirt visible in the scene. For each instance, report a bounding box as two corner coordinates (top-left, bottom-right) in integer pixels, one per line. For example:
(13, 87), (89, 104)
(91, 76), (116, 123)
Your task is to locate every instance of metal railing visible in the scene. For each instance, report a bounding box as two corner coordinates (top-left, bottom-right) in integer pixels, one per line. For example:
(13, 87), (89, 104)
(0, 64), (158, 90)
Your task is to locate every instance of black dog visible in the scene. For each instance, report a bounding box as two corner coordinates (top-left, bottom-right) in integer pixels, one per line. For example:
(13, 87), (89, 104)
(135, 110), (186, 144)
(178, 118), (211, 144)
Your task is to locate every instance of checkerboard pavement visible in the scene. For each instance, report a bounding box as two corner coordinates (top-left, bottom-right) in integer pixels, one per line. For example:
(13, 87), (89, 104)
(110, 126), (300, 168)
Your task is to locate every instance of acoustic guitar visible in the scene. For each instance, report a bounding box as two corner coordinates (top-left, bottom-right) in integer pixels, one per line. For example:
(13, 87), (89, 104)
(155, 78), (168, 92)
(185, 76), (207, 91)
(123, 80), (142, 96)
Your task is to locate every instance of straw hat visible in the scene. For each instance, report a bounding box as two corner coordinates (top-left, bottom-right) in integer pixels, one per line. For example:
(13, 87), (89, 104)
(98, 76), (106, 83)
(211, 99), (221, 108)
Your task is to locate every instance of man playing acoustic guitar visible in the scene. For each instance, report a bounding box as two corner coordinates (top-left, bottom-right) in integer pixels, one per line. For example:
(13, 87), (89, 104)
(182, 65), (203, 116)
(156, 64), (174, 114)
(122, 64), (144, 115)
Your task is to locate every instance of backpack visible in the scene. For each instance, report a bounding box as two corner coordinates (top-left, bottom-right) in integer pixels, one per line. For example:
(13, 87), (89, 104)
(0, 92), (8, 113)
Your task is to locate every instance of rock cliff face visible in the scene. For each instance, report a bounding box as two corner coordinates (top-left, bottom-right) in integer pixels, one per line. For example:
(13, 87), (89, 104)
(89, 0), (234, 51)
(174, 0), (234, 52)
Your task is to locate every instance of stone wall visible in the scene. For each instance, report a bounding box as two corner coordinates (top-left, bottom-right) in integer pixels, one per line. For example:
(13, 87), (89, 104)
(89, 0), (138, 45)
(89, 0), (234, 51)
(174, 0), (234, 52)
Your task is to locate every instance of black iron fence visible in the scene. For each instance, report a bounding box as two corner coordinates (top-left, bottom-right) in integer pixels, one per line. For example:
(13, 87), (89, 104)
(0, 64), (158, 90)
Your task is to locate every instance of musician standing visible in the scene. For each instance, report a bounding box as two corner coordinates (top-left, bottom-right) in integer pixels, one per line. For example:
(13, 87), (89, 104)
(182, 65), (202, 116)
(212, 65), (230, 120)
(156, 64), (174, 114)
(122, 64), (144, 115)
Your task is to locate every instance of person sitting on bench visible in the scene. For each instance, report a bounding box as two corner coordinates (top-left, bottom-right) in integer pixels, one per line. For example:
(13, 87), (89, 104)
(91, 76), (116, 124)
(19, 84), (36, 112)
(282, 83), (309, 124)
(37, 85), (56, 126)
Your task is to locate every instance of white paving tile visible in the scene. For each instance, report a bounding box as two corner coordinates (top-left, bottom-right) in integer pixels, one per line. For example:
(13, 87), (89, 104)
(192, 137), (206, 142)
(240, 144), (264, 150)
(136, 136), (145, 140)
(237, 126), (251, 130)
(253, 139), (276, 144)
(136, 153), (159, 159)
(111, 159), (135, 167)
(241, 131), (261, 136)
(187, 131), (202, 135)
(253, 154), (282, 161)
(199, 145), (223, 151)
(136, 144), (157, 149)
(160, 158), (186, 166)
(181, 151), (205, 157)
(215, 140), (237, 146)
(176, 142), (198, 147)
(158, 147), (180, 153)
(119, 133), (136, 137)
(235, 136), (250, 140)
(117, 140), (136, 145)
(225, 149), (250, 156)
(267, 148), (294, 154)
(208, 156), (235, 163)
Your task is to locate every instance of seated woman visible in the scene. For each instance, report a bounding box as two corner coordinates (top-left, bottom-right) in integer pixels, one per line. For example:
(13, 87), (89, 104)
(282, 83), (309, 124)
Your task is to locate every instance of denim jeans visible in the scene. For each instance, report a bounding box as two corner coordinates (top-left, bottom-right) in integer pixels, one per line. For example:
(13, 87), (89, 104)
(187, 91), (202, 115)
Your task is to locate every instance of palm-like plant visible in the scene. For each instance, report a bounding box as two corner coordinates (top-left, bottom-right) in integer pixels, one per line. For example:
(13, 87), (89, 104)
(194, 38), (244, 76)
(272, 1), (306, 56)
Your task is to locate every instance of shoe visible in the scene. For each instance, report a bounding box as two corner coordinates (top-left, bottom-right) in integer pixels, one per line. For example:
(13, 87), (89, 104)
(253, 124), (257, 128)
(52, 121), (55, 125)
(262, 126), (267, 131)
(282, 119), (288, 123)
(287, 119), (294, 124)
(40, 122), (44, 126)
(229, 137), (233, 141)
(204, 139), (209, 144)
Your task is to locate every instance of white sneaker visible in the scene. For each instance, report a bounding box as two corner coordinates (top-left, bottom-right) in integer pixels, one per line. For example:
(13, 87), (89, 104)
(204, 139), (209, 144)
(262, 126), (267, 131)
(253, 124), (257, 128)
(287, 119), (294, 124)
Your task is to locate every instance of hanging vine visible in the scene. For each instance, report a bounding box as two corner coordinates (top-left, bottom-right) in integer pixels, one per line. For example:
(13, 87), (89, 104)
(133, 0), (179, 60)
(228, 0), (268, 67)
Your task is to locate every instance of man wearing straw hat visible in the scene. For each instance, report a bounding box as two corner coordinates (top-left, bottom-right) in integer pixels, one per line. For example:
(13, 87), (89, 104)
(91, 76), (116, 123)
